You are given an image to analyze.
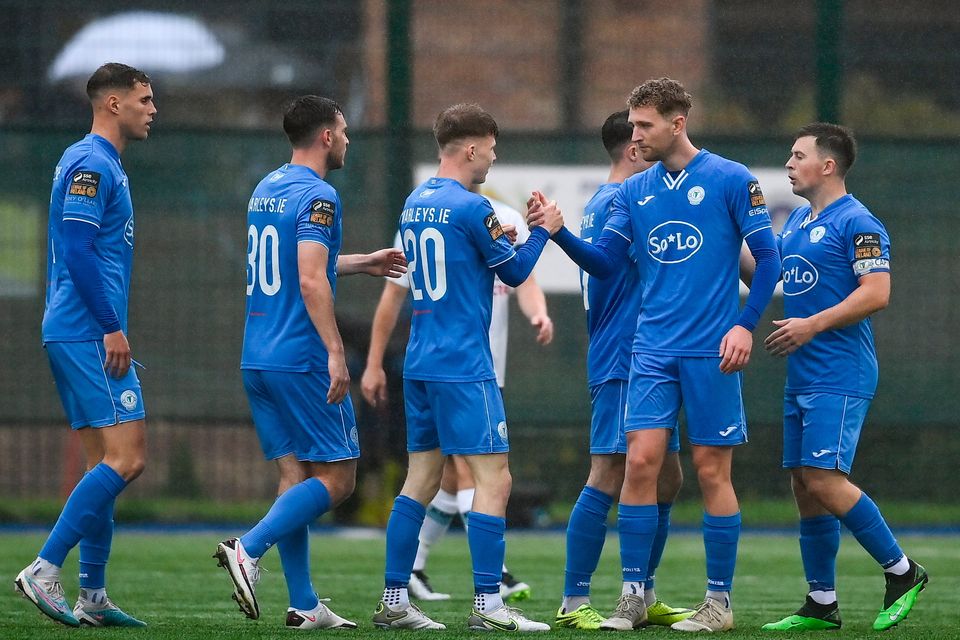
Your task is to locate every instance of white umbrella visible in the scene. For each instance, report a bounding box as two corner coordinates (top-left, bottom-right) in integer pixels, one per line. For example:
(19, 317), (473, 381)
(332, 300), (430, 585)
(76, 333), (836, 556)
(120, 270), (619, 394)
(48, 11), (225, 82)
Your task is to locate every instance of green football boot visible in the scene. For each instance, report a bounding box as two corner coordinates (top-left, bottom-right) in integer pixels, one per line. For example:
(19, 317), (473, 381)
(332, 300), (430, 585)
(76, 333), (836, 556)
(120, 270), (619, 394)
(555, 603), (606, 629)
(761, 595), (841, 631)
(645, 599), (695, 626)
(873, 559), (927, 630)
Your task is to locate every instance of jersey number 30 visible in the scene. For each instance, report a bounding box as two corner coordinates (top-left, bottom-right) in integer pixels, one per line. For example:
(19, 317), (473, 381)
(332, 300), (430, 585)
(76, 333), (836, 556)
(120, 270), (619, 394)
(247, 224), (281, 296)
(403, 228), (447, 301)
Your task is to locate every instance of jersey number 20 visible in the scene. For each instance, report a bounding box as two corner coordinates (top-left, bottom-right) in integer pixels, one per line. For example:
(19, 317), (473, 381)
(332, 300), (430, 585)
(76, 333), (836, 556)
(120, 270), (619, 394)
(247, 224), (281, 296)
(403, 228), (447, 301)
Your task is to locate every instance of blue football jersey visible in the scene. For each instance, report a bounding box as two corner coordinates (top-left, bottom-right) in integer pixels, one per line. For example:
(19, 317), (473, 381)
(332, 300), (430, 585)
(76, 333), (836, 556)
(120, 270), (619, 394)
(401, 177), (516, 382)
(581, 182), (642, 385)
(42, 134), (135, 342)
(241, 163), (342, 372)
(778, 194), (890, 398)
(605, 149), (772, 355)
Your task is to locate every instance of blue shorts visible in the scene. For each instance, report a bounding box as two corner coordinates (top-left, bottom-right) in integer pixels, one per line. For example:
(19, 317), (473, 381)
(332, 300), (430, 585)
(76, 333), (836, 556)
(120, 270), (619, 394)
(625, 353), (747, 446)
(45, 341), (145, 429)
(783, 392), (871, 474)
(404, 378), (508, 455)
(590, 380), (680, 454)
(242, 369), (359, 463)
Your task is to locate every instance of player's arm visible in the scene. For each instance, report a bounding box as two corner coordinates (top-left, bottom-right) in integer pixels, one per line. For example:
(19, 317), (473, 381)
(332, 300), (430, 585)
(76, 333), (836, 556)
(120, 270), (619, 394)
(60, 162), (130, 378)
(515, 273), (553, 345)
(765, 272), (889, 357)
(298, 242), (349, 403)
(361, 280), (408, 407)
(719, 227), (780, 373)
(337, 248), (407, 277)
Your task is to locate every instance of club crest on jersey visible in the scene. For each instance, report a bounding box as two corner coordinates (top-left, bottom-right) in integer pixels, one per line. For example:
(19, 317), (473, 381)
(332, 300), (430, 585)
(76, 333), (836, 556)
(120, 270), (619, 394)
(647, 220), (703, 264)
(309, 199), (335, 226)
(687, 186), (705, 205)
(69, 170), (100, 198)
(484, 212), (504, 241)
(350, 426), (359, 446)
(781, 254), (819, 295)
(496, 421), (508, 441)
(809, 225), (826, 243)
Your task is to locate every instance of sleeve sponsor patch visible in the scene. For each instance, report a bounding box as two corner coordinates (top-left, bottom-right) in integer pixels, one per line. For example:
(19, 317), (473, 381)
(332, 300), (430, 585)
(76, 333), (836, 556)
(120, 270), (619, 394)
(853, 232), (882, 259)
(309, 198), (336, 226)
(68, 170), (101, 198)
(484, 211), (504, 241)
(747, 180), (766, 207)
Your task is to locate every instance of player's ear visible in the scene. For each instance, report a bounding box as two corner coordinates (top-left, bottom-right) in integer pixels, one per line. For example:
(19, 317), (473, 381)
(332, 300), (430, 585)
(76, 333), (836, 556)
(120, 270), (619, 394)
(822, 157), (837, 177)
(626, 142), (639, 162)
(671, 114), (685, 136)
(106, 94), (121, 115)
(466, 142), (477, 162)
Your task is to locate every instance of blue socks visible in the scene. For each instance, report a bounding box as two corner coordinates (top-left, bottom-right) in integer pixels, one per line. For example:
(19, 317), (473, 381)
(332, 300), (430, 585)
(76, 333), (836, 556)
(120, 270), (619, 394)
(384, 495), (426, 587)
(618, 504), (659, 584)
(703, 512), (740, 592)
(564, 486), (614, 596)
(278, 526), (320, 611)
(799, 515), (840, 592)
(40, 463), (127, 567)
(840, 493), (903, 569)
(78, 496), (115, 589)
(467, 511), (506, 594)
(645, 502), (673, 590)
(241, 478), (331, 559)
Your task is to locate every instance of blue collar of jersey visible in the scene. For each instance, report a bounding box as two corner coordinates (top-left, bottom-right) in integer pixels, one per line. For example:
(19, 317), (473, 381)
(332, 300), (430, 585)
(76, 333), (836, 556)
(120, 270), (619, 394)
(283, 163), (324, 180)
(800, 193), (854, 228)
(656, 147), (709, 179)
(86, 133), (121, 161)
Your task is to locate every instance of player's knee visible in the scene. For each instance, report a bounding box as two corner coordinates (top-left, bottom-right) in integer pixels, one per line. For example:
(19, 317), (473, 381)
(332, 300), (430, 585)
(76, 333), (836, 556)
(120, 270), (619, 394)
(624, 450), (659, 483)
(694, 462), (730, 490)
(108, 455), (145, 482)
(587, 457), (624, 495)
(798, 469), (834, 502)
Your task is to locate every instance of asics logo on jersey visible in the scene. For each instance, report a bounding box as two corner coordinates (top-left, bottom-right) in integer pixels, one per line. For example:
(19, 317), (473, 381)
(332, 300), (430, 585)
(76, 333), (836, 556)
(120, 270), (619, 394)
(811, 449), (831, 458)
(647, 221), (703, 264)
(718, 426), (737, 437)
(782, 255), (819, 296)
(637, 196), (655, 206)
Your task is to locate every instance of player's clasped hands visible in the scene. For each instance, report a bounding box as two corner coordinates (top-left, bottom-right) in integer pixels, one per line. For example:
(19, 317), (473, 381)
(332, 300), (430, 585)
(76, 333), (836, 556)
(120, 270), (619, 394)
(525, 190), (565, 235)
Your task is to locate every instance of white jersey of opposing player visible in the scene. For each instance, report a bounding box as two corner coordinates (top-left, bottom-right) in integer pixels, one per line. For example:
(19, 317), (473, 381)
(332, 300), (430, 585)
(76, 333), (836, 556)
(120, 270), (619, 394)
(391, 197), (528, 387)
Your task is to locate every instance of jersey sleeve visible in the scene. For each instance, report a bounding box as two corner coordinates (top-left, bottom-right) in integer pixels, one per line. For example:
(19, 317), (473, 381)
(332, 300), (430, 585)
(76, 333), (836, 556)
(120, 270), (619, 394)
(390, 230), (411, 288)
(297, 188), (339, 248)
(61, 156), (114, 227)
(847, 215), (891, 277)
(602, 183), (634, 243)
(466, 198), (516, 268)
(727, 167), (773, 239)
